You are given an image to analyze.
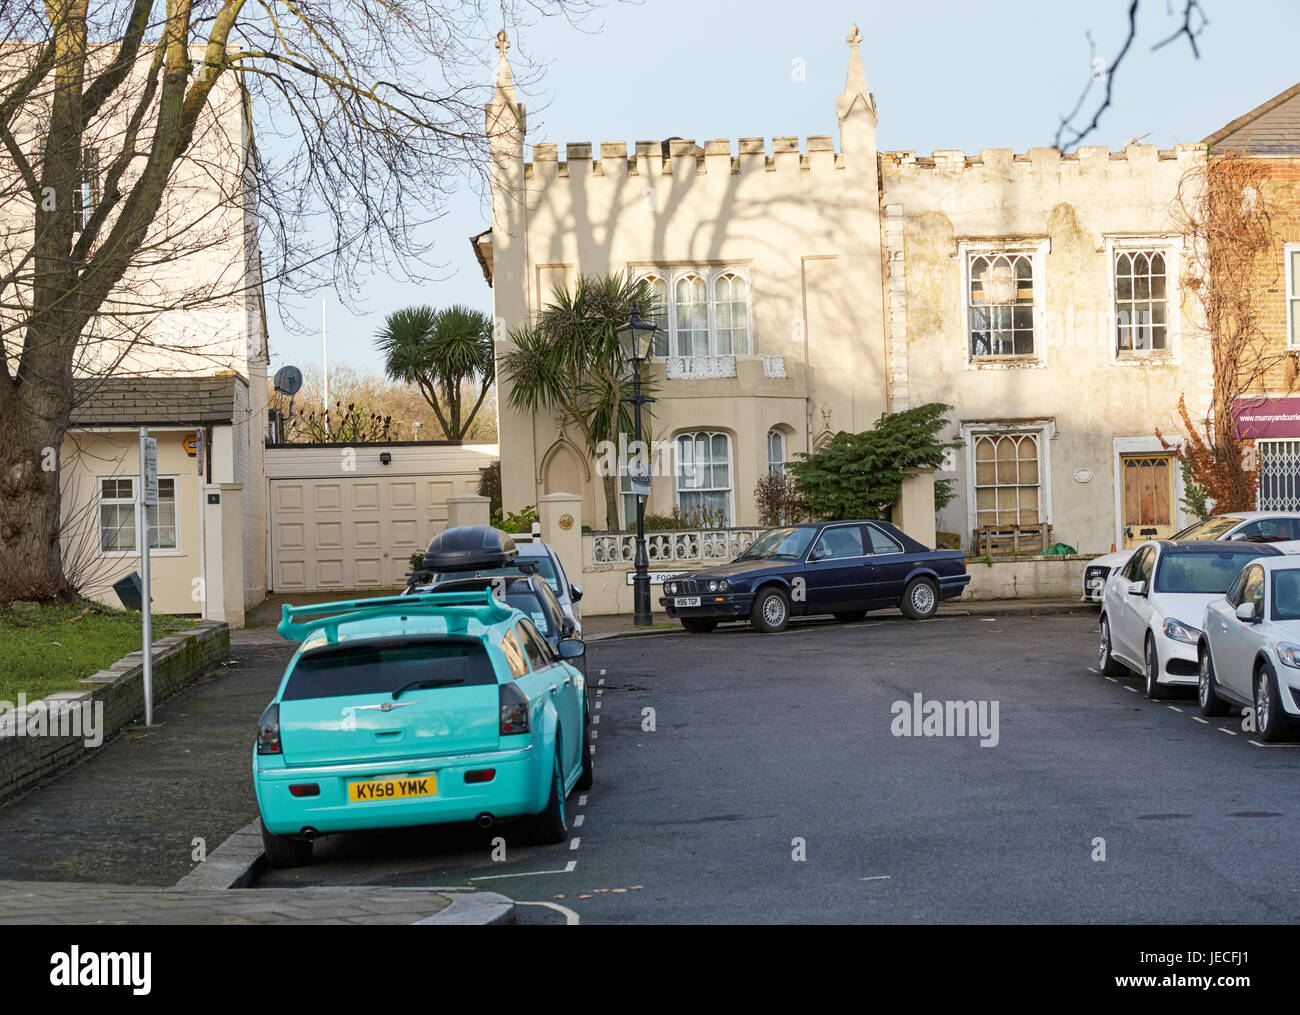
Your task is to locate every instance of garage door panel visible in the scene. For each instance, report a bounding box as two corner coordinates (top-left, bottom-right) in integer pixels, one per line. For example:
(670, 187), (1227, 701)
(353, 483), (380, 511)
(314, 484), (342, 511)
(354, 558), (383, 586)
(353, 520), (381, 549)
(315, 521), (343, 549)
(391, 482), (417, 510)
(272, 473), (470, 593)
(275, 484), (304, 512)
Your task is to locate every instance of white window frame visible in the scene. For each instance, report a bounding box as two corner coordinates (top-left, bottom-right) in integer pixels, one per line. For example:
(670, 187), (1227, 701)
(767, 428), (786, 477)
(959, 240), (1048, 369)
(1286, 242), (1300, 349)
(1111, 436), (1186, 549)
(632, 265), (754, 359)
(1105, 235), (1182, 364)
(674, 430), (735, 527)
(97, 475), (181, 557)
(959, 420), (1056, 539)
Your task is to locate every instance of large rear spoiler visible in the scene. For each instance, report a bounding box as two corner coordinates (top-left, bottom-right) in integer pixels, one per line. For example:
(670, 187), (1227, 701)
(278, 590), (514, 643)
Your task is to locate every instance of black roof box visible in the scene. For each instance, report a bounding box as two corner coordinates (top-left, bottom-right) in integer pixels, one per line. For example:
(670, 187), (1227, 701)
(422, 525), (518, 573)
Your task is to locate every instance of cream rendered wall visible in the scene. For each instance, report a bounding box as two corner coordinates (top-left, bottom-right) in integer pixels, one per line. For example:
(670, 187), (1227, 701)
(488, 33), (887, 529)
(59, 429), (210, 616)
(882, 144), (1209, 554)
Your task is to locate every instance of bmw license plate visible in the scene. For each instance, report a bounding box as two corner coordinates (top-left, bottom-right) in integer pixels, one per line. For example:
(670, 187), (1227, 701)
(674, 596), (701, 607)
(348, 776), (436, 803)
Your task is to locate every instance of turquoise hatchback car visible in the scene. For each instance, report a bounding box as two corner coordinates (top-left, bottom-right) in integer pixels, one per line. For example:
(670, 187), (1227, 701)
(253, 589), (591, 868)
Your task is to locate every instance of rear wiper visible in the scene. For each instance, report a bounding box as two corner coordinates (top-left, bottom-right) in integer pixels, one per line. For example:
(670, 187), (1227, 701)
(393, 678), (464, 699)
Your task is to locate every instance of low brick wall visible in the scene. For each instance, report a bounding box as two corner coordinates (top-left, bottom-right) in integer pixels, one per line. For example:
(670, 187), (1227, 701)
(0, 621), (230, 806)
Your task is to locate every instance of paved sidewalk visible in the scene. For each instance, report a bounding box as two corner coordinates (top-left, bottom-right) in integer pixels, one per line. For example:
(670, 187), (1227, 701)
(0, 882), (462, 924)
(580, 597), (1090, 639)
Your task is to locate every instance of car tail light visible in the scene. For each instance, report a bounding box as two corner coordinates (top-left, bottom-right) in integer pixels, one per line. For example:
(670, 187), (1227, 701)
(499, 683), (530, 735)
(289, 784), (320, 797)
(257, 704), (281, 755)
(465, 769), (496, 784)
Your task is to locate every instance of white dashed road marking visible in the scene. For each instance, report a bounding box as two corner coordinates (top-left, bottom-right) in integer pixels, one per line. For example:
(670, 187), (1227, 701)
(569, 837), (582, 850)
(515, 900), (581, 925)
(573, 814), (584, 827)
(1193, 717), (1209, 724)
(470, 861), (577, 881)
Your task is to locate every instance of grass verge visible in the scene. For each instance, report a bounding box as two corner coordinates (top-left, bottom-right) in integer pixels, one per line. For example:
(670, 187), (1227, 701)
(0, 602), (195, 702)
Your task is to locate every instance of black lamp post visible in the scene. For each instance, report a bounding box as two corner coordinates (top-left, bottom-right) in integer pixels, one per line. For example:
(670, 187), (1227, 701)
(617, 309), (658, 627)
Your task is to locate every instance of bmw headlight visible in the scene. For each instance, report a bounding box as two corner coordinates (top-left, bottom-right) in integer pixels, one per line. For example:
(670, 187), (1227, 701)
(665, 582), (678, 596)
(1162, 618), (1200, 644)
(717, 579), (730, 592)
(708, 580), (719, 592)
(1276, 643), (1300, 669)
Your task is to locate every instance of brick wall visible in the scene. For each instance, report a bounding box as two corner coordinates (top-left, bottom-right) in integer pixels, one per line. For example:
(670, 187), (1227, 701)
(1248, 157), (1300, 394)
(0, 621), (230, 805)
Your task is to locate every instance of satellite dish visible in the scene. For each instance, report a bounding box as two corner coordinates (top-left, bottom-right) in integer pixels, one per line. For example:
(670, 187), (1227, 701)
(273, 365), (303, 397)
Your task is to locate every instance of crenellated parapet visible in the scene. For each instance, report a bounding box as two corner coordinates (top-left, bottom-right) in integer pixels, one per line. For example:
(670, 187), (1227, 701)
(880, 142), (1202, 175)
(523, 135), (846, 180)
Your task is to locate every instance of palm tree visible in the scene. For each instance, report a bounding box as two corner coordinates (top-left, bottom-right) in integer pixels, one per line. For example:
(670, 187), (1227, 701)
(376, 305), (495, 441)
(502, 274), (662, 529)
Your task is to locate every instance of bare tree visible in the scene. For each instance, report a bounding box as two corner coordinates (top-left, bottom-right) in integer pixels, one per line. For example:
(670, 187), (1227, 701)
(1055, 0), (1208, 150)
(1158, 152), (1278, 511)
(0, 1), (596, 602)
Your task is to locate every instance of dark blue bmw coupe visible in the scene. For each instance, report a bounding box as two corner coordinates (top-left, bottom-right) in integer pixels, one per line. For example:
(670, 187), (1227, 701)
(659, 520), (970, 634)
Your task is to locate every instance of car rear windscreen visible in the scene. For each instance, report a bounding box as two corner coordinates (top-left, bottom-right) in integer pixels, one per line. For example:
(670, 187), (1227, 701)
(284, 638), (497, 700)
(1154, 550), (1271, 595)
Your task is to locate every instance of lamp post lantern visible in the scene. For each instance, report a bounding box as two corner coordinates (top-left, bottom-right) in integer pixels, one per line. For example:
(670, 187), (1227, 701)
(616, 309), (658, 627)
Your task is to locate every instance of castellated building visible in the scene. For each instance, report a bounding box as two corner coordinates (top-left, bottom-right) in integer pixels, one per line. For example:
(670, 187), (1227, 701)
(476, 25), (1210, 557)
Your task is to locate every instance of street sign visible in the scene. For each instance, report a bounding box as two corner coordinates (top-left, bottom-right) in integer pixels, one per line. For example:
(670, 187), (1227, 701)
(184, 434), (198, 457)
(627, 458), (651, 497)
(142, 438), (158, 507)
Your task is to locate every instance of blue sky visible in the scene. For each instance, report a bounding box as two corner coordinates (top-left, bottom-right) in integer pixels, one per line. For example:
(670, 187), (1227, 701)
(265, 0), (1300, 375)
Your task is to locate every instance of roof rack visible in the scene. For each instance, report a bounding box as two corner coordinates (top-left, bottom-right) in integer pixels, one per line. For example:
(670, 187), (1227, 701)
(277, 590), (515, 643)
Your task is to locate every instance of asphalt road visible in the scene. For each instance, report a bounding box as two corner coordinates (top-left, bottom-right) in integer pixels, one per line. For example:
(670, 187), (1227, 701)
(256, 611), (1300, 924)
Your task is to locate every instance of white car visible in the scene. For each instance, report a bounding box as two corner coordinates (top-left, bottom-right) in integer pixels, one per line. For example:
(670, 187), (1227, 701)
(1097, 539), (1283, 700)
(1082, 512), (1300, 603)
(1197, 556), (1300, 741)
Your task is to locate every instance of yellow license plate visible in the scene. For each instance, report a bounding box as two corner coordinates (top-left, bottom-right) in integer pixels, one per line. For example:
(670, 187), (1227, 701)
(348, 775), (436, 803)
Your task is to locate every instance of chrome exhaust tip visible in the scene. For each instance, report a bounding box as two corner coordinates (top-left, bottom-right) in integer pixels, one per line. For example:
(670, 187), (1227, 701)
(301, 827), (318, 844)
(476, 813), (494, 829)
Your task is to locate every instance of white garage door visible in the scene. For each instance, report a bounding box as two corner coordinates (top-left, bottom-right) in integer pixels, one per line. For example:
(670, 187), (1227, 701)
(270, 476), (457, 592)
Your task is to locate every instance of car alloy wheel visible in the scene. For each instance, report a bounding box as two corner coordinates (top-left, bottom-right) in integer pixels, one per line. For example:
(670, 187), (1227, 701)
(750, 587), (790, 633)
(1098, 617), (1126, 676)
(1255, 665), (1284, 742)
(1144, 637), (1169, 700)
(900, 577), (939, 620)
(1198, 649), (1229, 717)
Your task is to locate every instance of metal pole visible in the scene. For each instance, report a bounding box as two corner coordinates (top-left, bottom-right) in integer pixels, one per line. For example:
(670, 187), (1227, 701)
(632, 360), (651, 627)
(139, 427), (153, 726)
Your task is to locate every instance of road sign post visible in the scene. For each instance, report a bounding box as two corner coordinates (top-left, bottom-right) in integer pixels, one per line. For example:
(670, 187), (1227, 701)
(139, 428), (157, 726)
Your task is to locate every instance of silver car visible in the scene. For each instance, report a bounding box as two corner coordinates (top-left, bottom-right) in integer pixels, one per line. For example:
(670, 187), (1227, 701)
(1198, 556), (1300, 741)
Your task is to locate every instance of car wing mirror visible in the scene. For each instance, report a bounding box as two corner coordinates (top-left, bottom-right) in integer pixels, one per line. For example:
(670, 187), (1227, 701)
(1127, 580), (1147, 597)
(558, 639), (586, 660)
(569, 584), (583, 603)
(1236, 601), (1258, 623)
(561, 616), (575, 639)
